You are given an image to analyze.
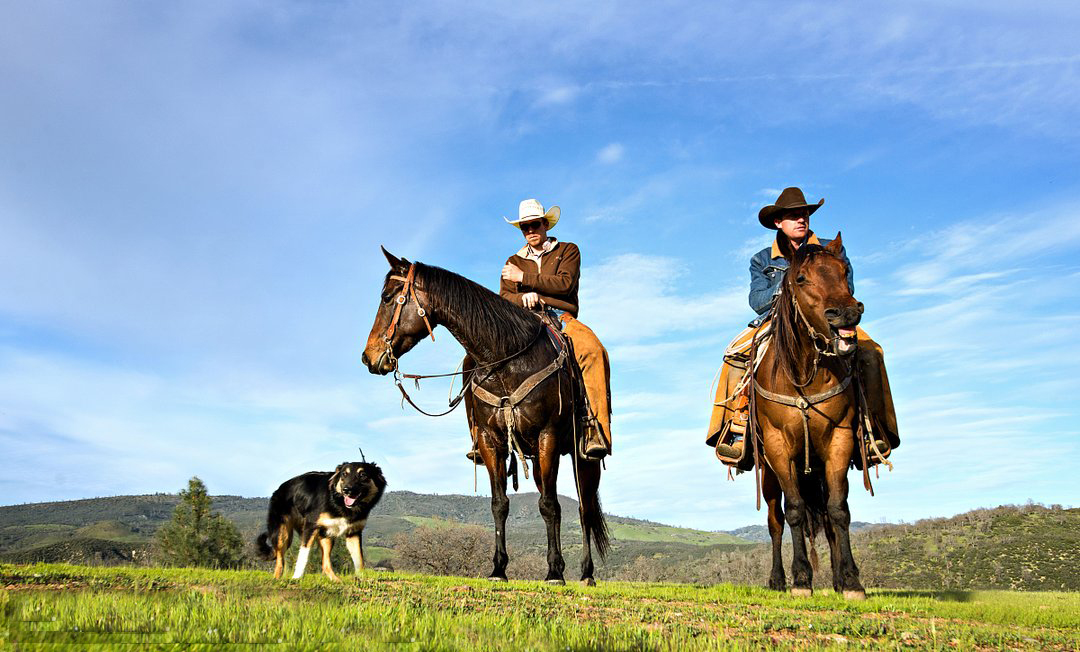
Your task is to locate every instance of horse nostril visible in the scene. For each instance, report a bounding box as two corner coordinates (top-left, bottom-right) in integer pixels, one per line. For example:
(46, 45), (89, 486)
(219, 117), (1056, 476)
(361, 352), (369, 366)
(824, 308), (841, 321)
(856, 302), (865, 314)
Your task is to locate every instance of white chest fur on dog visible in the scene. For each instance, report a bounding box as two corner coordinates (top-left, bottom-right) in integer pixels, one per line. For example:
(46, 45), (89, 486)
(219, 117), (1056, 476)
(317, 514), (365, 538)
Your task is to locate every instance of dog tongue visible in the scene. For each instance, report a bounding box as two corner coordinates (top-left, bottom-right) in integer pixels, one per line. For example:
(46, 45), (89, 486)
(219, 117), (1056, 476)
(344, 495), (357, 507)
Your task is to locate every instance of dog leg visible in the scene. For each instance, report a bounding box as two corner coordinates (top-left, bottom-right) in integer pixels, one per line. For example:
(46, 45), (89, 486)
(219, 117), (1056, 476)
(292, 546), (311, 579)
(345, 534), (364, 573)
(319, 536), (339, 581)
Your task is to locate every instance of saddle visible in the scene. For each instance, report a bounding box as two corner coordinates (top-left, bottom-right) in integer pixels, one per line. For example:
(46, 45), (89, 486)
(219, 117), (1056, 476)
(469, 311), (597, 466)
(711, 342), (890, 475)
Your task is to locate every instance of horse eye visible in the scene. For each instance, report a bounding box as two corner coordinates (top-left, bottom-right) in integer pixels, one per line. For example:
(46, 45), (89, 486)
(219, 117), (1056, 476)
(796, 274), (807, 284)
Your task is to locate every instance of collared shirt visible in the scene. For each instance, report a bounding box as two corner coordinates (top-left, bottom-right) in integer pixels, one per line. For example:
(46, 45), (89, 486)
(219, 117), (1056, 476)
(500, 239), (580, 317)
(748, 231), (854, 327)
(516, 237), (559, 270)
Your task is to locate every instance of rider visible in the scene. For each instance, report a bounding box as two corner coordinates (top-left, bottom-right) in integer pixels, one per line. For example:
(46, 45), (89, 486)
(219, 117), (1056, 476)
(465, 198), (612, 462)
(706, 187), (899, 462)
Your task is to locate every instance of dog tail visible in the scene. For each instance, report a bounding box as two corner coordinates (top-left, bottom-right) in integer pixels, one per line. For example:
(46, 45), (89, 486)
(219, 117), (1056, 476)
(255, 532), (274, 560)
(255, 489), (289, 560)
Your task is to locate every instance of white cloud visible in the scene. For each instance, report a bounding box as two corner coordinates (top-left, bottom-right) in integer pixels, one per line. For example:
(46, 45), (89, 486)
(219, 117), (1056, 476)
(596, 143), (625, 165)
(580, 254), (745, 343)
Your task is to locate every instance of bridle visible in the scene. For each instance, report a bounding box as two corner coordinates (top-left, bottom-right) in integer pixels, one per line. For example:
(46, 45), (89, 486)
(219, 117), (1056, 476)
(752, 271), (857, 475)
(378, 262), (548, 420)
(381, 263), (435, 370)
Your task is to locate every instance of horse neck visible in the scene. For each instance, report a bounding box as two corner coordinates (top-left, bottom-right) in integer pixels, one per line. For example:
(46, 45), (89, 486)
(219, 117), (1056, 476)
(419, 269), (540, 366)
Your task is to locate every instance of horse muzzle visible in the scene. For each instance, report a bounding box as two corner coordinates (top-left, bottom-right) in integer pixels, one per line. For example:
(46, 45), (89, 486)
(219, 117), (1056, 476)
(824, 305), (862, 356)
(361, 349), (395, 375)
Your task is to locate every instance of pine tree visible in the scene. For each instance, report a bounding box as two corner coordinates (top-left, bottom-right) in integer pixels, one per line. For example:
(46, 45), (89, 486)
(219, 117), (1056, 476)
(154, 476), (246, 569)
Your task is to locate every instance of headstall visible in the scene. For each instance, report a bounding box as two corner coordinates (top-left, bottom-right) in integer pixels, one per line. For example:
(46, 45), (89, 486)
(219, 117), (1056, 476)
(383, 264), (435, 367)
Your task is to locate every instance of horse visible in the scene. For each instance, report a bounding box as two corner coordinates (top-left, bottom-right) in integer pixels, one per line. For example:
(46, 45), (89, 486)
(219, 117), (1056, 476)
(751, 233), (867, 599)
(361, 248), (609, 585)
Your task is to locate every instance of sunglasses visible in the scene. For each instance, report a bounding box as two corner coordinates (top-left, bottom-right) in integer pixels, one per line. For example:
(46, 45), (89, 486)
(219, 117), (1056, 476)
(519, 221), (546, 232)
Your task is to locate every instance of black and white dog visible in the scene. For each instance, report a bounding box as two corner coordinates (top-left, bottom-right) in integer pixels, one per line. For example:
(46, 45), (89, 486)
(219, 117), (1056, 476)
(256, 461), (387, 580)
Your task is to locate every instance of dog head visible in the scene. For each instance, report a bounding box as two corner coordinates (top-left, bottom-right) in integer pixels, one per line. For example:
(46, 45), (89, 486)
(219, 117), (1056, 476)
(328, 461), (387, 510)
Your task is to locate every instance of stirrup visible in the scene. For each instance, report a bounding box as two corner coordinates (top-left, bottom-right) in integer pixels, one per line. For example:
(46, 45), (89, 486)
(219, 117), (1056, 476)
(579, 418), (609, 460)
(465, 447), (484, 465)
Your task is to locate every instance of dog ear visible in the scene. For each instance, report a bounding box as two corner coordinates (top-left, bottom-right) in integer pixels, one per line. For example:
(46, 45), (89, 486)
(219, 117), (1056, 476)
(328, 463), (345, 491)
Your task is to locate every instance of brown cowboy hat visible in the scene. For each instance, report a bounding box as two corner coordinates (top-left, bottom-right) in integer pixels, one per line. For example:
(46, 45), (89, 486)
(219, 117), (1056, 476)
(758, 187), (824, 229)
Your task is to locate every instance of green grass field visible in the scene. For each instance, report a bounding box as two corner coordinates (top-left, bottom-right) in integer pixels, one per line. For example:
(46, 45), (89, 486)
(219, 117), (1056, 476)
(2, 564), (1077, 650)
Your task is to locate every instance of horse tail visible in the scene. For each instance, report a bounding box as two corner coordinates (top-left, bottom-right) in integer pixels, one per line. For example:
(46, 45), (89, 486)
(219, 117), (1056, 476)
(581, 487), (611, 559)
(797, 469), (828, 575)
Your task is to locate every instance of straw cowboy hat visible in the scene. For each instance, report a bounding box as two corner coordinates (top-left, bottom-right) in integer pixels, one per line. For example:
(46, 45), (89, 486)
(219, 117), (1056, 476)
(758, 187), (824, 229)
(504, 198), (560, 229)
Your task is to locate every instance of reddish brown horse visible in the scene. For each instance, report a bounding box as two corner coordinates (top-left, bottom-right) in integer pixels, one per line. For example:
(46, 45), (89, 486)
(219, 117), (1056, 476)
(752, 233), (867, 599)
(361, 249), (609, 585)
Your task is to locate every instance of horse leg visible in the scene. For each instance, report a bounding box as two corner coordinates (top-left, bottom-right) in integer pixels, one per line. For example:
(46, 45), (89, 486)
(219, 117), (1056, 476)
(762, 465), (786, 591)
(478, 429), (509, 581)
(536, 430), (566, 584)
(825, 453), (865, 599)
(773, 458), (813, 596)
(823, 508), (842, 593)
(576, 459), (606, 586)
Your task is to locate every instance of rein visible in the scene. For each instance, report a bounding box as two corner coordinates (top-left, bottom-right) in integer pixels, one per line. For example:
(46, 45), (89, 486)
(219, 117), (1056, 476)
(391, 325), (545, 417)
(787, 291), (848, 387)
(381, 263), (551, 419)
(754, 279), (855, 475)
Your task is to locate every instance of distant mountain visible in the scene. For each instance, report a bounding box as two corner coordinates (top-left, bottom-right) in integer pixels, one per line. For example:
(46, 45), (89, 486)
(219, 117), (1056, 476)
(0, 491), (753, 572)
(724, 521), (884, 544)
(4, 494), (1074, 590)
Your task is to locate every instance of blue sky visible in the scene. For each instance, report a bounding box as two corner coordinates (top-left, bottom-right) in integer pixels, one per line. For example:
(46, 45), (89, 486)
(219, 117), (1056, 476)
(2, 1), (1078, 530)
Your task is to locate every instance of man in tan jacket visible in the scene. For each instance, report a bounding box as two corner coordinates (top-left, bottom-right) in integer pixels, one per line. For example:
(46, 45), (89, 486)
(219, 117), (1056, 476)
(466, 199), (612, 461)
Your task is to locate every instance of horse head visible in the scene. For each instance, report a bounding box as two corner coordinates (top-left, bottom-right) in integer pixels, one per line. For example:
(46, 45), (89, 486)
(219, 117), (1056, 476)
(780, 232), (863, 356)
(361, 247), (437, 375)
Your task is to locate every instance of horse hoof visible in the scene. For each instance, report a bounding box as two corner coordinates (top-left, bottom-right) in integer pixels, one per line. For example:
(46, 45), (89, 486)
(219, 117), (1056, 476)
(545, 579), (566, 586)
(790, 588), (813, 598)
(581, 578), (596, 587)
(487, 576), (507, 583)
(843, 590), (866, 601)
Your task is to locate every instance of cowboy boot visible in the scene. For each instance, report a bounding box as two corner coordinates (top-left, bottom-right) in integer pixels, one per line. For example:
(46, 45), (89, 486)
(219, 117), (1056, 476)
(581, 415), (609, 460)
(857, 346), (899, 453)
(715, 439), (744, 459)
(464, 424), (485, 465)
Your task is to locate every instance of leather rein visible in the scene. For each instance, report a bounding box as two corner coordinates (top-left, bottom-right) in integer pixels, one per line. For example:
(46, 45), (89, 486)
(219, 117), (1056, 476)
(752, 283), (856, 475)
(381, 263), (549, 418)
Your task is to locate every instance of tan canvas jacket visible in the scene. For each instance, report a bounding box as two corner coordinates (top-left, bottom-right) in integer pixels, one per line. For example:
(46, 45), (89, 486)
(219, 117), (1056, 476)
(500, 241), (581, 317)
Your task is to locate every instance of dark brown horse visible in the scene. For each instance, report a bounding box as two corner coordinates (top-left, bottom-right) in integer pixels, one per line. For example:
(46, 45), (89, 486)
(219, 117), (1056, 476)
(361, 248), (609, 585)
(753, 233), (867, 599)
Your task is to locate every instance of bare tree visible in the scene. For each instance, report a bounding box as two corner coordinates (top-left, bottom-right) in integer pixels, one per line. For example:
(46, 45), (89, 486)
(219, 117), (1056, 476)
(393, 525), (490, 577)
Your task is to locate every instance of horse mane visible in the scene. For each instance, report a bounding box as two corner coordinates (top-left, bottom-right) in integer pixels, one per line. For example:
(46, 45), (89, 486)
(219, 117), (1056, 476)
(414, 262), (541, 353)
(770, 244), (838, 385)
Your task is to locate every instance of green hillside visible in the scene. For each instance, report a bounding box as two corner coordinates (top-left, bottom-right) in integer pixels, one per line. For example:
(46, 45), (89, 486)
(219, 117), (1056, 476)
(855, 504), (1079, 591)
(0, 491), (754, 577)
(3, 494), (1076, 591)
(3, 564), (1078, 650)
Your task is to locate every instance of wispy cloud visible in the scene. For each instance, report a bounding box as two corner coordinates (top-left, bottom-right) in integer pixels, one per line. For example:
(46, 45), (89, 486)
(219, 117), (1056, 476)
(596, 143), (625, 165)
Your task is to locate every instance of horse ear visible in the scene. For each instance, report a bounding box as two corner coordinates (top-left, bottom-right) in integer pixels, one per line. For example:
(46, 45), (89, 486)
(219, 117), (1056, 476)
(381, 246), (409, 270)
(825, 232), (843, 254)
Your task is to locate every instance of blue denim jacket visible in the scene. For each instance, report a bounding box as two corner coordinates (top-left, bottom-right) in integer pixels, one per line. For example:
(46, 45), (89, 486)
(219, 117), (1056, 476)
(748, 233), (854, 326)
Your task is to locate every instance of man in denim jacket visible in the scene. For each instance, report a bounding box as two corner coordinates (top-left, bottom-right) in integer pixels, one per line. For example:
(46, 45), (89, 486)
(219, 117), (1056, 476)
(707, 187), (899, 463)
